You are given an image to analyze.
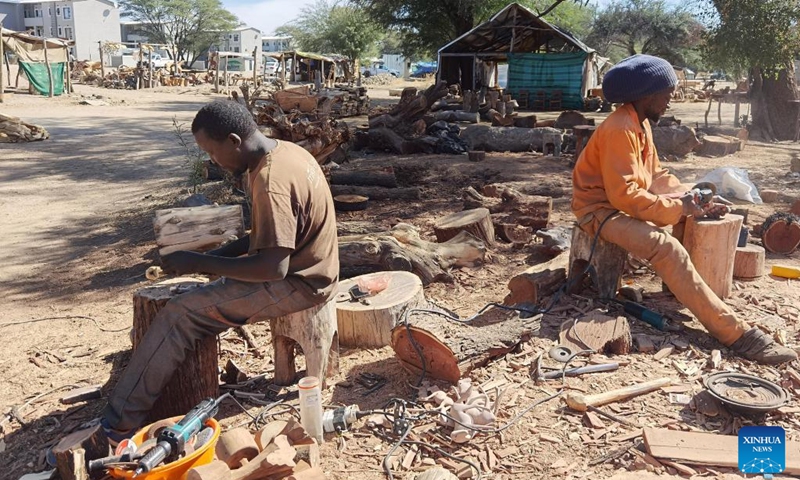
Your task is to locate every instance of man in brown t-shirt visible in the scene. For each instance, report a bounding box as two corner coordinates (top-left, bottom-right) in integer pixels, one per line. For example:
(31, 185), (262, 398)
(102, 100), (338, 437)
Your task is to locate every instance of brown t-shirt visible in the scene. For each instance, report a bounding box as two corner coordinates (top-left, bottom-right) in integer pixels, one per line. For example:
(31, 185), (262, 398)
(246, 140), (339, 301)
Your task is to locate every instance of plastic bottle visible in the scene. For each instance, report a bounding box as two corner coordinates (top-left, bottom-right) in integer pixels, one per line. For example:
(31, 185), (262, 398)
(772, 265), (800, 279)
(298, 376), (324, 444)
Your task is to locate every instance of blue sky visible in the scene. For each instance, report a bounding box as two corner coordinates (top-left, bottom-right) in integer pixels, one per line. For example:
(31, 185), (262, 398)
(222, 0), (621, 35)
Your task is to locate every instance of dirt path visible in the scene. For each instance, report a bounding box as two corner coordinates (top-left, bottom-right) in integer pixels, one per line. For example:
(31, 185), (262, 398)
(1, 83), (797, 480)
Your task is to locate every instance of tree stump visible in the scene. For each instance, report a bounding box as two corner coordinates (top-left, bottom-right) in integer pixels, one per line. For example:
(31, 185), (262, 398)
(761, 212), (800, 254)
(568, 226), (627, 299)
(463, 185), (552, 230)
(133, 278), (219, 422)
(434, 208), (495, 246)
(334, 271), (426, 348)
(468, 151), (486, 162)
(505, 252), (568, 306)
(733, 244), (766, 279)
(390, 305), (541, 383)
(52, 424), (109, 480)
(682, 214), (743, 299)
(573, 125), (596, 159)
(270, 301), (339, 386)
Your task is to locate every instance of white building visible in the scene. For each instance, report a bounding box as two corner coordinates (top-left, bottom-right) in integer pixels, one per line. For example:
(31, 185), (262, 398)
(262, 34), (291, 53)
(215, 25), (261, 55)
(0, 0), (121, 60)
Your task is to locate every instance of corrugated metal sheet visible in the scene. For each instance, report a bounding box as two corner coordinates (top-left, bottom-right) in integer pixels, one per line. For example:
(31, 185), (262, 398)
(506, 52), (587, 110)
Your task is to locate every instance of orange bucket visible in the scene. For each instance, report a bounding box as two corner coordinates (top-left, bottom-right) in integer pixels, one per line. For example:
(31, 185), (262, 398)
(110, 416), (220, 480)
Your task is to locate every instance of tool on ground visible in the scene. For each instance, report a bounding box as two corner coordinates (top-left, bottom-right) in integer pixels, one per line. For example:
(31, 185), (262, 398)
(133, 393), (229, 476)
(356, 372), (387, 396)
(541, 362), (619, 380)
(322, 404), (361, 433)
(612, 299), (667, 330)
(145, 266), (164, 281)
(703, 372), (789, 414)
(548, 345), (575, 363)
(772, 265), (800, 279)
(564, 377), (672, 411)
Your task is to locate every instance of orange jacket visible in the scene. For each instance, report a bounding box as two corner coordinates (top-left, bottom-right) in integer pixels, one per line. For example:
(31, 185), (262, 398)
(572, 104), (687, 227)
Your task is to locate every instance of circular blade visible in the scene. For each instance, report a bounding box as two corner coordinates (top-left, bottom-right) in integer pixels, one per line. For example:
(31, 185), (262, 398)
(549, 345), (574, 363)
(703, 372), (788, 414)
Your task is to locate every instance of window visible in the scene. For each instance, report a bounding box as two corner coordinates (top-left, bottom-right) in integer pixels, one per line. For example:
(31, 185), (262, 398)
(63, 7), (71, 19)
(233, 47), (239, 53)
(57, 7), (61, 15)
(48, 7), (52, 15)
(233, 34), (239, 42)
(65, 27), (73, 39)
(35, 9), (41, 17)
(58, 27), (63, 37)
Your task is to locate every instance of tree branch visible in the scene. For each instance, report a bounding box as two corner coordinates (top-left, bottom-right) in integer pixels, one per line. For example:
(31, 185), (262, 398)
(537, 0), (568, 18)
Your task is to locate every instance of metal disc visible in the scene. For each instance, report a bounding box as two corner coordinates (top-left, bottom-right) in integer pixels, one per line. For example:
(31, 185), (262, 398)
(549, 345), (574, 363)
(703, 372), (788, 414)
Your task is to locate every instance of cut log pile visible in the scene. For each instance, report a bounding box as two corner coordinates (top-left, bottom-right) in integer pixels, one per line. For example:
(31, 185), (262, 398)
(325, 85), (370, 118)
(254, 102), (351, 165)
(328, 166), (421, 202)
(462, 183), (552, 243)
(0, 113), (49, 142)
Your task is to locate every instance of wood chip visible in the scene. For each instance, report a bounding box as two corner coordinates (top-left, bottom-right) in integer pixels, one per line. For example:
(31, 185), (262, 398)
(659, 459), (698, 476)
(402, 445), (418, 470)
(583, 412), (606, 429)
(486, 445), (497, 471)
(661, 384), (694, 394)
(633, 334), (656, 353)
(609, 430), (642, 443)
(494, 446), (519, 458)
(550, 458), (568, 469)
(539, 434), (562, 444)
(653, 346), (674, 361)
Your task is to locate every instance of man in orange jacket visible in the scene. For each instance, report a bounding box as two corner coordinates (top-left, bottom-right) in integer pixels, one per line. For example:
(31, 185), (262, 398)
(572, 54), (796, 365)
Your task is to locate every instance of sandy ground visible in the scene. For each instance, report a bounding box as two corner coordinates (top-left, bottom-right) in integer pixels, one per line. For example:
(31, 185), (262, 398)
(0, 74), (798, 480)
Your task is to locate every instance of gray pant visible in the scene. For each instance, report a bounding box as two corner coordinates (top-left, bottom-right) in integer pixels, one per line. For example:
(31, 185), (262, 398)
(105, 276), (320, 430)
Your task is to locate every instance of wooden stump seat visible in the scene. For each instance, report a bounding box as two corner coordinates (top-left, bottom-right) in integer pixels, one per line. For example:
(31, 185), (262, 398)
(270, 301), (339, 386)
(567, 225), (627, 299)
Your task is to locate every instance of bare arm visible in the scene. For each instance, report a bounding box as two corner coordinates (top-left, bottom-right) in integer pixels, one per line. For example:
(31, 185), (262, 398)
(208, 234), (250, 257)
(162, 247), (291, 283)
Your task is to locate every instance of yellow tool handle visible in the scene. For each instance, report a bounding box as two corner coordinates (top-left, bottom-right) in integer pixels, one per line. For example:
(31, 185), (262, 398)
(772, 265), (800, 279)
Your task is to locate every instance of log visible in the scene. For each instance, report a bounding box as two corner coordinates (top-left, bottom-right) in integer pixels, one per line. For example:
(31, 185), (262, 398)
(433, 110), (479, 123)
(433, 208), (495, 246)
(492, 216), (533, 244)
(651, 126), (701, 157)
(338, 224), (486, 285)
(559, 312), (632, 354)
(330, 184), (420, 201)
(460, 125), (563, 153)
(682, 215), (743, 299)
(468, 151), (486, 162)
(574, 125), (596, 159)
(368, 81), (449, 130)
(698, 135), (740, 157)
(52, 424), (109, 480)
(133, 278), (219, 421)
(760, 189), (779, 203)
(390, 305), (542, 383)
(153, 205), (244, 256)
(513, 115), (538, 128)
(761, 212), (800, 254)
(792, 199), (800, 216)
(216, 428), (259, 469)
(463, 185), (552, 230)
(733, 244), (765, 279)
(554, 110), (591, 129)
(330, 167), (398, 188)
(568, 226), (628, 299)
(505, 253), (568, 306)
(334, 271), (426, 348)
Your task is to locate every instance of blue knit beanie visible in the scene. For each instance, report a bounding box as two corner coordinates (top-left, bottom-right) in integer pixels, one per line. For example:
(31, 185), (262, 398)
(602, 54), (678, 103)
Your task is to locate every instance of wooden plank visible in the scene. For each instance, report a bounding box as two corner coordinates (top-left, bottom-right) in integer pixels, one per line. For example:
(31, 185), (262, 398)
(153, 205), (244, 256)
(643, 428), (800, 473)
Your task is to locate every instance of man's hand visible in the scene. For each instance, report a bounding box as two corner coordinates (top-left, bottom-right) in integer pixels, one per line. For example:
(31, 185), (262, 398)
(161, 251), (202, 276)
(701, 202), (732, 219)
(681, 192), (704, 217)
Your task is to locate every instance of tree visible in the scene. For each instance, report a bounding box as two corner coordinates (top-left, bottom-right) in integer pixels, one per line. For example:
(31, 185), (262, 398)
(585, 0), (705, 69)
(120, 0), (238, 66)
(352, 0), (589, 58)
(701, 0), (800, 140)
(277, 1), (382, 75)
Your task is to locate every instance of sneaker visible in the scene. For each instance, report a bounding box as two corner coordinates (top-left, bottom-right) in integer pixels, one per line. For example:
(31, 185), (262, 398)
(730, 328), (798, 365)
(100, 418), (136, 448)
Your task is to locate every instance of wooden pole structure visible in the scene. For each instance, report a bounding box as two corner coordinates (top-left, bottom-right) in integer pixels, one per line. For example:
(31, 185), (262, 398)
(223, 54), (229, 94)
(214, 51), (220, 93)
(0, 20), (5, 103)
(64, 45), (71, 94)
(148, 48), (153, 88)
(292, 52), (297, 82)
(280, 54), (286, 84)
(137, 43), (143, 90)
(98, 41), (105, 78)
(43, 37), (54, 97)
(252, 46), (257, 86)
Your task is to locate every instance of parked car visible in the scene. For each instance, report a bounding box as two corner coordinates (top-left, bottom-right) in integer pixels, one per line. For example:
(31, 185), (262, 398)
(411, 62), (437, 77)
(361, 64), (399, 77)
(264, 57), (279, 77)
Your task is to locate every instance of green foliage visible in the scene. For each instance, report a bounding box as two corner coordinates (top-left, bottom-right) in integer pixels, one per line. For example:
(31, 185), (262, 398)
(276, 0), (382, 62)
(352, 0), (589, 58)
(120, 0), (238, 64)
(172, 117), (207, 193)
(701, 0), (800, 76)
(585, 0), (705, 69)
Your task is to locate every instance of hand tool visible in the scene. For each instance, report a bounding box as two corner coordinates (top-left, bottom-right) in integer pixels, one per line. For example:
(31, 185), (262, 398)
(620, 300), (667, 330)
(541, 362), (619, 380)
(133, 393), (229, 476)
(564, 377), (672, 411)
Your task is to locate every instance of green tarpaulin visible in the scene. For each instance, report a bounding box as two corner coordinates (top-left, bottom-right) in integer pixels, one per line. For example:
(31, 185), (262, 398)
(506, 52), (587, 110)
(18, 61), (65, 96)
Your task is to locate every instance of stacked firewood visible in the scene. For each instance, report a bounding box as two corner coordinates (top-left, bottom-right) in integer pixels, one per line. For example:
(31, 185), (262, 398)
(325, 85), (369, 118)
(0, 113), (49, 143)
(254, 103), (351, 165)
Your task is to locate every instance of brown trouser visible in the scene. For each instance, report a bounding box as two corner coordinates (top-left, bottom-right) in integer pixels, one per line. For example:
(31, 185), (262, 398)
(105, 276), (322, 431)
(579, 209), (748, 346)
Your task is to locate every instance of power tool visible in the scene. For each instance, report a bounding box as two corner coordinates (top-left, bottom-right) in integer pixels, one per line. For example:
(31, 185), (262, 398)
(133, 393), (229, 476)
